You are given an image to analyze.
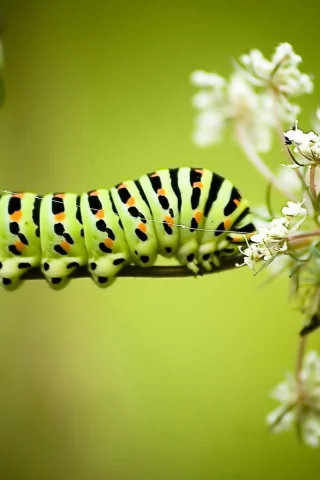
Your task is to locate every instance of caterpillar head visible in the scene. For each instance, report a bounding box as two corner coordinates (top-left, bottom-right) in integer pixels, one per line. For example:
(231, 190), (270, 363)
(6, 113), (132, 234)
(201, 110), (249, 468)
(0, 257), (34, 290)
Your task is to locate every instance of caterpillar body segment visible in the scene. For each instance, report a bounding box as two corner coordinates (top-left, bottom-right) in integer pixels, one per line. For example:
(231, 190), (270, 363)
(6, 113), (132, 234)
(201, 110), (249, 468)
(0, 167), (255, 290)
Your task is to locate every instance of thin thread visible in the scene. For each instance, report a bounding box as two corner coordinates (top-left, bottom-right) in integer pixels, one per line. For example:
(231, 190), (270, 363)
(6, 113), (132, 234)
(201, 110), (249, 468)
(0, 189), (254, 236)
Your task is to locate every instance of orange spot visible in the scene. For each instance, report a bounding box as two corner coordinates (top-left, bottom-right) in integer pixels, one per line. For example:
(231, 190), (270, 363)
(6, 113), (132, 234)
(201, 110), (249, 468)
(89, 191), (98, 196)
(157, 188), (166, 196)
(55, 212), (65, 222)
(224, 218), (232, 230)
(138, 222), (147, 233)
(13, 193), (24, 199)
(164, 216), (174, 226)
(193, 182), (203, 189)
(117, 183), (127, 190)
(15, 241), (25, 252)
(95, 210), (104, 219)
(10, 211), (22, 222)
(150, 173), (159, 178)
(55, 193), (65, 199)
(60, 241), (71, 251)
(104, 237), (113, 248)
(234, 199), (240, 206)
(194, 211), (202, 223)
(126, 197), (135, 206)
(232, 235), (243, 243)
(195, 169), (204, 173)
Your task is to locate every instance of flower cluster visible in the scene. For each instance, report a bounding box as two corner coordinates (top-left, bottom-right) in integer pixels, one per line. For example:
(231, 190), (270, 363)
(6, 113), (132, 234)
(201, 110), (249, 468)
(236, 200), (307, 272)
(191, 43), (313, 152)
(284, 126), (320, 164)
(267, 351), (320, 448)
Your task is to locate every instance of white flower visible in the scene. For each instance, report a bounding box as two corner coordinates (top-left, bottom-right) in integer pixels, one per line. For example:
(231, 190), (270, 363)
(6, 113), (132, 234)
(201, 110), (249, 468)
(284, 127), (320, 162)
(237, 43), (313, 97)
(190, 70), (226, 88)
(282, 200), (307, 217)
(267, 351), (320, 447)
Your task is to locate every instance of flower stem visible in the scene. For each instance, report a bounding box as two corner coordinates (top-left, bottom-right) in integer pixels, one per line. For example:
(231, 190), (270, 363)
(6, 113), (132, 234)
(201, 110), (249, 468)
(295, 336), (307, 389)
(235, 122), (298, 201)
(309, 164), (317, 201)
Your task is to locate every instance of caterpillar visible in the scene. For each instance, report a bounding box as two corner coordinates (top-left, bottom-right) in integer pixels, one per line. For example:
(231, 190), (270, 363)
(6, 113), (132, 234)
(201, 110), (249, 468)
(0, 167), (255, 290)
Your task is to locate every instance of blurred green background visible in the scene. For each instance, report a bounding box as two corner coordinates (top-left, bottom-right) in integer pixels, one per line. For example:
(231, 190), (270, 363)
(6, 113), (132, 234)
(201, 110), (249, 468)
(0, 1), (320, 479)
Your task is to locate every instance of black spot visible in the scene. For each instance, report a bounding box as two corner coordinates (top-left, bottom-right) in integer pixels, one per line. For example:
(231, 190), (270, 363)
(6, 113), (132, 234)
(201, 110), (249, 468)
(169, 168), (182, 212)
(165, 247), (172, 253)
(96, 219), (107, 232)
(202, 253), (210, 261)
(113, 258), (126, 266)
(35, 227), (40, 238)
(141, 255), (149, 263)
(134, 250), (138, 255)
(214, 222), (225, 236)
(2, 278), (12, 285)
(0, 262), (2, 269)
(224, 187), (242, 216)
(284, 135), (292, 145)
(117, 186), (131, 204)
(190, 168), (203, 186)
(135, 229), (148, 241)
(232, 207), (250, 228)
(80, 228), (84, 237)
(99, 242), (112, 254)
(9, 222), (20, 235)
(234, 223), (256, 234)
(98, 276), (108, 284)
(118, 219), (124, 230)
(147, 172), (162, 193)
(128, 206), (139, 218)
(54, 244), (68, 255)
(163, 222), (173, 235)
(88, 194), (102, 214)
(8, 197), (21, 215)
(18, 233), (29, 246)
(18, 262), (31, 269)
(187, 253), (195, 262)
(43, 262), (50, 271)
(106, 228), (115, 241)
(52, 196), (65, 215)
(51, 277), (62, 284)
(90, 262), (97, 270)
(159, 196), (169, 210)
(191, 187), (201, 210)
(54, 223), (65, 236)
(140, 216), (147, 224)
(8, 245), (21, 256)
(169, 208), (174, 217)
(67, 262), (80, 269)
(76, 195), (82, 224)
(190, 217), (198, 232)
(204, 173), (224, 217)
(63, 232), (74, 244)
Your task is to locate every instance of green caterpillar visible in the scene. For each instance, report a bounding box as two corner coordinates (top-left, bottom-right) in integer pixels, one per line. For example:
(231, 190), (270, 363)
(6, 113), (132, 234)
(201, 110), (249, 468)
(0, 167), (255, 290)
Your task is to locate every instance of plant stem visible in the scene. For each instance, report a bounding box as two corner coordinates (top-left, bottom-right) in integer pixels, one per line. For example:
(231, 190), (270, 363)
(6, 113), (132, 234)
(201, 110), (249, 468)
(295, 336), (307, 389)
(235, 122), (297, 201)
(21, 256), (244, 281)
(309, 164), (317, 201)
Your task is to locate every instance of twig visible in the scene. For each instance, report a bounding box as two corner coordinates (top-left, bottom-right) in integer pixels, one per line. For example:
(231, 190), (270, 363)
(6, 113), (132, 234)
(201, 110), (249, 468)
(21, 255), (243, 280)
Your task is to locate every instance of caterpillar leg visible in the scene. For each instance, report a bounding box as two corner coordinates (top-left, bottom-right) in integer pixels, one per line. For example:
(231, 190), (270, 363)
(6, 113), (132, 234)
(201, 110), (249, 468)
(0, 193), (41, 290)
(81, 189), (131, 288)
(39, 193), (88, 289)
